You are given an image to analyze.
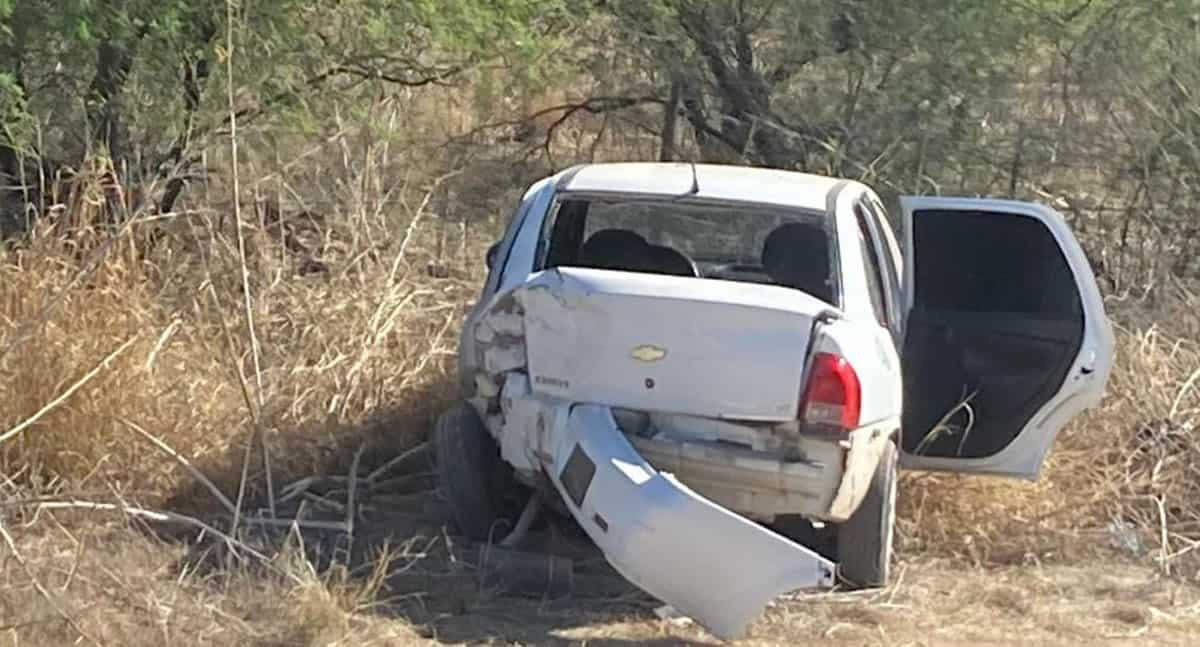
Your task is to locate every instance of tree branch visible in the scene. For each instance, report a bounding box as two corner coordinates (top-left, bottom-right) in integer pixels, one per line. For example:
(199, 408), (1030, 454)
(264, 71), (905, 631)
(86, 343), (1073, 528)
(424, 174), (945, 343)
(460, 95), (666, 142)
(327, 62), (466, 87)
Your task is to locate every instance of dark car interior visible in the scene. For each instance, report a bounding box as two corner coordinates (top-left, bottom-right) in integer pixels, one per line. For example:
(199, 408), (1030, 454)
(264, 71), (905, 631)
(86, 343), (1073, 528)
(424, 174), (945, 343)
(542, 197), (837, 304)
(576, 228), (700, 277)
(901, 209), (1085, 459)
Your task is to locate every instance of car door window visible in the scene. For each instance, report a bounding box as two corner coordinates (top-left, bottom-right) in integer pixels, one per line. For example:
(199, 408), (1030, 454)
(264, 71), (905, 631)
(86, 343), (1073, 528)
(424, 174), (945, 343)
(861, 198), (904, 336)
(854, 204), (890, 329)
(480, 199), (532, 299)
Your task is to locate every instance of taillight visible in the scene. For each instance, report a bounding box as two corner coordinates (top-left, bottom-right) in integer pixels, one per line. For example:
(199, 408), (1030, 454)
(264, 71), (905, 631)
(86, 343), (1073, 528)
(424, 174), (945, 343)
(800, 353), (861, 430)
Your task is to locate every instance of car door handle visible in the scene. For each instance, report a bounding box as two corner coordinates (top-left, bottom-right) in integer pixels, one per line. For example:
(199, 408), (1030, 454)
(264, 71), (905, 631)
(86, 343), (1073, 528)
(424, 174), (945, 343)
(1079, 349), (1097, 375)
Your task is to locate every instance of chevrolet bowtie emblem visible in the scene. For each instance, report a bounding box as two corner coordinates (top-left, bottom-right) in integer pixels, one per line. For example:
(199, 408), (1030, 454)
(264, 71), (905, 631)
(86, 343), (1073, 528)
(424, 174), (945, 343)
(630, 345), (667, 362)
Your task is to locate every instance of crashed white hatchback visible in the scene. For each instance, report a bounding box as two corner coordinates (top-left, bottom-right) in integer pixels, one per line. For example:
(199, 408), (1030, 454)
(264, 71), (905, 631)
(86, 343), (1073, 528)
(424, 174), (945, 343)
(435, 162), (1114, 638)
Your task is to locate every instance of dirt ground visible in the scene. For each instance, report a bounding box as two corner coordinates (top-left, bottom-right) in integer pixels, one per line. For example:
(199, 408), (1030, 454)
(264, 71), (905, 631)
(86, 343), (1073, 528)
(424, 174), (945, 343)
(445, 560), (1200, 646)
(4, 532), (1198, 647)
(4, 450), (1198, 647)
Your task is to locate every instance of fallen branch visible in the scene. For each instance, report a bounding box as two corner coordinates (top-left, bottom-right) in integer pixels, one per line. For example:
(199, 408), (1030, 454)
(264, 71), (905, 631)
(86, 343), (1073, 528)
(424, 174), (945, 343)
(243, 516), (349, 532)
(277, 475), (349, 504)
(346, 445), (365, 546)
(273, 441), (432, 506)
(302, 492), (347, 513)
(31, 499), (276, 567)
(366, 441), (430, 483)
(369, 472), (436, 493)
(119, 418), (237, 516)
(1156, 495), (1172, 576)
(0, 336), (139, 445)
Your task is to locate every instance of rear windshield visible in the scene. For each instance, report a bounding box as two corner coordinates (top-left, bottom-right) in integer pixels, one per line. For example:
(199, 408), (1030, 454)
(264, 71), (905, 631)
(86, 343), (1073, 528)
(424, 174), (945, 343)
(540, 195), (837, 304)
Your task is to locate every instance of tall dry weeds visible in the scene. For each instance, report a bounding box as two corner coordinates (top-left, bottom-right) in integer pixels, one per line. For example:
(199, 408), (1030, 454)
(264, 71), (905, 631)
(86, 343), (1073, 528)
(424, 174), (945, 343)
(900, 293), (1200, 579)
(0, 140), (490, 512)
(2, 129), (1200, 645)
(5, 157), (1199, 574)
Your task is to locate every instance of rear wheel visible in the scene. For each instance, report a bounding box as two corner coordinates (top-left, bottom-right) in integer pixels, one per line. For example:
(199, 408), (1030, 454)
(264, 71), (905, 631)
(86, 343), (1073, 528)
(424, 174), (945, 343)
(836, 439), (897, 589)
(771, 515), (837, 561)
(433, 402), (523, 541)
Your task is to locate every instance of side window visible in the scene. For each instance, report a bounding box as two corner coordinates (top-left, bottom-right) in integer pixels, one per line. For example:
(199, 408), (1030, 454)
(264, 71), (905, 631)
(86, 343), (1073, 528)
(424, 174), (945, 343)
(855, 204), (889, 327)
(868, 196), (903, 274)
(911, 210), (1082, 319)
(862, 197), (904, 331)
(482, 199), (530, 298)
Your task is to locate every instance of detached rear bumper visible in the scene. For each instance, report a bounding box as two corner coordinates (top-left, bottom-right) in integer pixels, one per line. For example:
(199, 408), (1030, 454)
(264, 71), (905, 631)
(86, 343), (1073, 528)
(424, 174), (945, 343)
(544, 405), (836, 640)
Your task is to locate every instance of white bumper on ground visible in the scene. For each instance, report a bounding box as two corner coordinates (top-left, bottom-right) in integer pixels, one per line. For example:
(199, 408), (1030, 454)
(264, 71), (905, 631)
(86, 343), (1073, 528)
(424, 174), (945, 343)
(545, 405), (835, 639)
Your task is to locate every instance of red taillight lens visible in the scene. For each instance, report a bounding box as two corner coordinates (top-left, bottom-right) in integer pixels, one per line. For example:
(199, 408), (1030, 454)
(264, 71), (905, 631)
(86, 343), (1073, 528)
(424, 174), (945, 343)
(800, 353), (861, 430)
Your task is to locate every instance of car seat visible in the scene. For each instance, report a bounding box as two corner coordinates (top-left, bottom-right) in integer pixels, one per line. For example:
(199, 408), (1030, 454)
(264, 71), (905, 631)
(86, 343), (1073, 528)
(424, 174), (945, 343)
(644, 244), (700, 277)
(761, 222), (833, 303)
(578, 229), (650, 272)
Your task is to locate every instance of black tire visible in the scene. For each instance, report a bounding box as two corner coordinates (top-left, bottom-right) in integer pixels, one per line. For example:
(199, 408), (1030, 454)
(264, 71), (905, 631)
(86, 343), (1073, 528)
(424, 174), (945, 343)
(836, 439), (897, 589)
(770, 515), (838, 562)
(433, 402), (521, 541)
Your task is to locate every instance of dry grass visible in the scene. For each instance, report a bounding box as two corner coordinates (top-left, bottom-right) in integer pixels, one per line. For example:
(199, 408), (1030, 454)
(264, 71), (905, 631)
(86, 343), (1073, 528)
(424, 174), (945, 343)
(2, 142), (1200, 644)
(898, 294), (1200, 580)
(0, 156), (485, 502)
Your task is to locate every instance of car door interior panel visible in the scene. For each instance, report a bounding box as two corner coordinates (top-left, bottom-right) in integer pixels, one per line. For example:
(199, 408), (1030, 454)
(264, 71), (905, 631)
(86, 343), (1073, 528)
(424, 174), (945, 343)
(901, 209), (1085, 459)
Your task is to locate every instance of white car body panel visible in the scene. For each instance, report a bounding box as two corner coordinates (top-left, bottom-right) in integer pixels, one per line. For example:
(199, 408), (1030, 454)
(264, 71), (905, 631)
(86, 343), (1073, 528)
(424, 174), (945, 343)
(563, 162), (839, 211)
(520, 267), (836, 421)
(897, 196), (1115, 478)
(826, 184), (904, 427)
(548, 404), (835, 640)
(497, 177), (559, 294)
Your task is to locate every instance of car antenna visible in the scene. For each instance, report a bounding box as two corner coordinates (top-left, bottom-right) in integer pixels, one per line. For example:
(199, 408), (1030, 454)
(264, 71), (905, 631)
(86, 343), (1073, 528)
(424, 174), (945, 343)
(672, 160), (701, 200)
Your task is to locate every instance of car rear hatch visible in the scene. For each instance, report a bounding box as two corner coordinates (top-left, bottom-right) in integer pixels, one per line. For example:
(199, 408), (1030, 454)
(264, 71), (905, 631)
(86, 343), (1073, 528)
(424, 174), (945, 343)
(519, 267), (837, 421)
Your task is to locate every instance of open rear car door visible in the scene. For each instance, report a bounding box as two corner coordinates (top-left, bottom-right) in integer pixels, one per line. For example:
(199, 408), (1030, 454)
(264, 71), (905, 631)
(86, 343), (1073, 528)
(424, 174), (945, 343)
(899, 197), (1114, 478)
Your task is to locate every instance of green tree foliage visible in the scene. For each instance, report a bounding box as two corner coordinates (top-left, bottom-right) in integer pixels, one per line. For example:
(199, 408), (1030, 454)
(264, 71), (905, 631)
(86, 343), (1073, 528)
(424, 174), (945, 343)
(3, 0), (1200, 285)
(0, 0), (567, 211)
(599, 1), (1045, 185)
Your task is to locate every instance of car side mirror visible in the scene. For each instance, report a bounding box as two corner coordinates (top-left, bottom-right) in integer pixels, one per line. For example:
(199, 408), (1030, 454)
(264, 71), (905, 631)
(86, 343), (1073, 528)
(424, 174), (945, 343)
(486, 241), (501, 270)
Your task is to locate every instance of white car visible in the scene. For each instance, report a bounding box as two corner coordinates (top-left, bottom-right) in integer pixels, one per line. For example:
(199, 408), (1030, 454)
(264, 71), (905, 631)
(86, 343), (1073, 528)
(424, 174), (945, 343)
(436, 162), (1113, 638)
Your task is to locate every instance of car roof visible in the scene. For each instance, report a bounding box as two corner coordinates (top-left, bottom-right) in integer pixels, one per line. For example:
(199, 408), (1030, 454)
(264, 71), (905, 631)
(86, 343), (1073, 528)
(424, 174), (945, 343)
(556, 162), (846, 213)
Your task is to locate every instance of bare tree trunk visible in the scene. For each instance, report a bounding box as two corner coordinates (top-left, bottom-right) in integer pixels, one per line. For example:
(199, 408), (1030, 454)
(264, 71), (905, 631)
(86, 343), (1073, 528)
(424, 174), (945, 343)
(659, 78), (682, 162)
(88, 41), (134, 166)
(159, 44), (214, 213)
(1009, 122), (1026, 198)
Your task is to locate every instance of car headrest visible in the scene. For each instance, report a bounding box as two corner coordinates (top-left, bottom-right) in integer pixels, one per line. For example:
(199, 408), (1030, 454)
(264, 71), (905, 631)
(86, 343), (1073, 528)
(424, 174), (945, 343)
(645, 244), (699, 277)
(761, 222), (832, 301)
(579, 229), (650, 270)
